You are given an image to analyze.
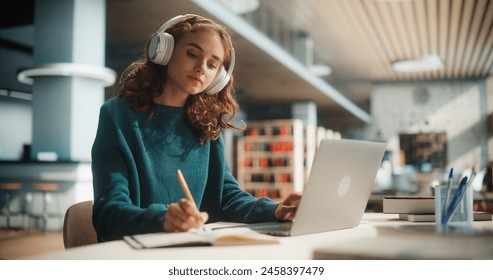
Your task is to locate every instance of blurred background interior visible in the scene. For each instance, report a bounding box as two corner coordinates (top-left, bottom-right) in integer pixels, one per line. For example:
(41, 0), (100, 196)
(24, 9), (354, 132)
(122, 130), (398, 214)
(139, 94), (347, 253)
(0, 0), (492, 258)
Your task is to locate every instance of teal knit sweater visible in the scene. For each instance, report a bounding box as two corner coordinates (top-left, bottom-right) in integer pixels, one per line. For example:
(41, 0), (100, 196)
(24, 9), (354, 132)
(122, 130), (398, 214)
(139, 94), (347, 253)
(91, 97), (278, 241)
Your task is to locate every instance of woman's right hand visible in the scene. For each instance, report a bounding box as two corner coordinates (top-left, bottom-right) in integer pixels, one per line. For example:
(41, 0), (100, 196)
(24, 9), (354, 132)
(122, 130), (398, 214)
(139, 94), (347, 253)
(164, 198), (209, 232)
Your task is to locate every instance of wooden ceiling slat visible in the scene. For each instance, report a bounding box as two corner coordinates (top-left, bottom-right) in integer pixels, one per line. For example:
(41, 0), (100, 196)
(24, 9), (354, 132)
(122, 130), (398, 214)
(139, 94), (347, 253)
(425, 0), (439, 80)
(412, 0), (429, 85)
(414, 0), (429, 56)
(445, 0), (463, 77)
(452, 0), (474, 78)
(375, 1), (403, 62)
(390, 2), (413, 60)
(475, 24), (493, 77)
(467, 0), (493, 76)
(362, 0), (398, 61)
(438, 0), (450, 78)
(334, 1), (388, 79)
(473, 0), (493, 77)
(483, 2), (493, 77)
(461, 0), (488, 78)
(427, 0), (439, 54)
(361, 0), (402, 80)
(340, 0), (393, 80)
(402, 1), (421, 59)
(402, 1), (425, 80)
(483, 50), (493, 77)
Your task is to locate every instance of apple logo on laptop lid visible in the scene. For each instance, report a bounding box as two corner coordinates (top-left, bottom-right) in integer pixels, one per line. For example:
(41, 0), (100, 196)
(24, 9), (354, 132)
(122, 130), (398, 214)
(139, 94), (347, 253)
(337, 175), (351, 197)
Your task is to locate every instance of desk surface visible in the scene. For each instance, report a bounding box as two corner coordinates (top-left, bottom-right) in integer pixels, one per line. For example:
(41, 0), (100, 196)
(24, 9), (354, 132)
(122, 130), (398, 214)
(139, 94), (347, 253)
(29, 213), (493, 260)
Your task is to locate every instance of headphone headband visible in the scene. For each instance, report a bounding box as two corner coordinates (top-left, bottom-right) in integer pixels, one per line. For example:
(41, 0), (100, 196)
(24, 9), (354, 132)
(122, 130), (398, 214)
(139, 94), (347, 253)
(156, 14), (197, 36)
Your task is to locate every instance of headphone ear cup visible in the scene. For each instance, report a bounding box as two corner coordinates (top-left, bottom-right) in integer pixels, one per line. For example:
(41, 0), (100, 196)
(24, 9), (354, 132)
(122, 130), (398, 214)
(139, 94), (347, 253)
(148, 33), (175, 65)
(205, 66), (230, 95)
(160, 33), (175, 65)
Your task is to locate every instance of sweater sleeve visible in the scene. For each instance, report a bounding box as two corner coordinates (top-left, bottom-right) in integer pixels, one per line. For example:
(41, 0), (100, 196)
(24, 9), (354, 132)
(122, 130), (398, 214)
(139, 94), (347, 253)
(202, 136), (279, 223)
(91, 102), (167, 242)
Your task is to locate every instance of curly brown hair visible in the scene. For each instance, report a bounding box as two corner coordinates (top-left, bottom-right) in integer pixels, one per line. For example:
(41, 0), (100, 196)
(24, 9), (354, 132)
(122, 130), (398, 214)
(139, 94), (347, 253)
(115, 15), (244, 145)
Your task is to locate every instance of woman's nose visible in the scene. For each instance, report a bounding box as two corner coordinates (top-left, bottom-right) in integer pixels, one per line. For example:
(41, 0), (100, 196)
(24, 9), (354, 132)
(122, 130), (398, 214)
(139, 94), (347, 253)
(195, 61), (205, 74)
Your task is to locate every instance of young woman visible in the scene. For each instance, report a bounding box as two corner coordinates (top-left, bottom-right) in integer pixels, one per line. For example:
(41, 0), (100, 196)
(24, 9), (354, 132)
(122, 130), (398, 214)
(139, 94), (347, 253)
(91, 14), (300, 242)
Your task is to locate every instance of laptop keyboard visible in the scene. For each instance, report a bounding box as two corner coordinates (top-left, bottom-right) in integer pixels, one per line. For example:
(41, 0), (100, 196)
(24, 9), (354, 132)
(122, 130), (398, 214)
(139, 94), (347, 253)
(247, 222), (293, 236)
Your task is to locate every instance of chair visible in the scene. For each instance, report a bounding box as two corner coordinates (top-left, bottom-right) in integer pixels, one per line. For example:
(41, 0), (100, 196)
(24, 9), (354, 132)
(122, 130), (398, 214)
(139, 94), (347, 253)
(0, 182), (22, 231)
(28, 183), (63, 232)
(63, 200), (98, 249)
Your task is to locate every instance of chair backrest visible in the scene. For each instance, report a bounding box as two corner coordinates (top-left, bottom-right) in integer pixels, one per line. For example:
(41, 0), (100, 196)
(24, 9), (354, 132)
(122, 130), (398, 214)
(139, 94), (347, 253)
(63, 200), (98, 249)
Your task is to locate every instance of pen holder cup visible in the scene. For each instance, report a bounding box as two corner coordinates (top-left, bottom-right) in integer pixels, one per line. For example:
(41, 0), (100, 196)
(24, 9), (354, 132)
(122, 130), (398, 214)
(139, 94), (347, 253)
(434, 185), (473, 234)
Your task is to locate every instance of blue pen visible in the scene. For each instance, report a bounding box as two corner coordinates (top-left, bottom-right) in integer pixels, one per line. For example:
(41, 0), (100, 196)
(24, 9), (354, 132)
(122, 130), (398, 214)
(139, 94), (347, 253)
(442, 168), (454, 217)
(441, 176), (468, 225)
(444, 170), (477, 226)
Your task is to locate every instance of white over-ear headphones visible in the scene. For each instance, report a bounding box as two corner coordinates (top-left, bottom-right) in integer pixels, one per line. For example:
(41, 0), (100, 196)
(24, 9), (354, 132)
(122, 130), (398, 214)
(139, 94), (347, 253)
(147, 14), (235, 95)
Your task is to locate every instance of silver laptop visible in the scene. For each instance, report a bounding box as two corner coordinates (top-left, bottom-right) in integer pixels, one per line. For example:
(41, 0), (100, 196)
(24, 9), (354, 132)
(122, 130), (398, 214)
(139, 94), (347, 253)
(246, 138), (387, 236)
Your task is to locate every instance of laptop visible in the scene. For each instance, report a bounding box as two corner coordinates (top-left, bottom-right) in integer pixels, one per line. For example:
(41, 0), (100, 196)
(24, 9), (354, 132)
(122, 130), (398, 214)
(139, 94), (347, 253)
(246, 138), (387, 236)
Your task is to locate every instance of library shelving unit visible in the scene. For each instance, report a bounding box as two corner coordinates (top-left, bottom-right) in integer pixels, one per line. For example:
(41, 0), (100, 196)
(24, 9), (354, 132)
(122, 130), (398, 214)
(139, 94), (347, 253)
(237, 119), (304, 201)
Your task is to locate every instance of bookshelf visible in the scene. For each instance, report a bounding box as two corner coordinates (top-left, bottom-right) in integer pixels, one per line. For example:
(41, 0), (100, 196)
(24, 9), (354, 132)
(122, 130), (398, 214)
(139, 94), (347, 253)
(237, 119), (304, 201)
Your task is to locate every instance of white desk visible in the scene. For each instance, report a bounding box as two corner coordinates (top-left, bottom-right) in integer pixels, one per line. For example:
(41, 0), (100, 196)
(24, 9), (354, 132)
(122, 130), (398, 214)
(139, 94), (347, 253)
(28, 213), (493, 260)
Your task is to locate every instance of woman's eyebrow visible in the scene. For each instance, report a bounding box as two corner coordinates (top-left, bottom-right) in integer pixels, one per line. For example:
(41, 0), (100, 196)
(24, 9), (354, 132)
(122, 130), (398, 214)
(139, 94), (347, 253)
(187, 42), (222, 62)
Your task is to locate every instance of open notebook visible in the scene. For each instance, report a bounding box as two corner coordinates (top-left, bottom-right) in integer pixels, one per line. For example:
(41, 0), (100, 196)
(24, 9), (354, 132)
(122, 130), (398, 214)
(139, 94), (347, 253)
(124, 227), (278, 249)
(247, 138), (387, 236)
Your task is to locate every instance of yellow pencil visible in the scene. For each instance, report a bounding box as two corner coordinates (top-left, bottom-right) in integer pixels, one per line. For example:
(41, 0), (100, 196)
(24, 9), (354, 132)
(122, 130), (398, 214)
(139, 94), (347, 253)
(176, 169), (205, 231)
(176, 169), (197, 207)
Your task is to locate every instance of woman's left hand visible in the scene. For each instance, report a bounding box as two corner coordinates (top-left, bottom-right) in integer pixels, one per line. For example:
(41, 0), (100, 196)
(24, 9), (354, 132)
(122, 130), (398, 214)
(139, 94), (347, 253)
(274, 192), (301, 221)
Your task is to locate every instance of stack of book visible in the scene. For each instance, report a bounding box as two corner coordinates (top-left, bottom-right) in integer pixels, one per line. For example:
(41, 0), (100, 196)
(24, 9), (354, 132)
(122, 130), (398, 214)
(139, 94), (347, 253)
(382, 196), (492, 222)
